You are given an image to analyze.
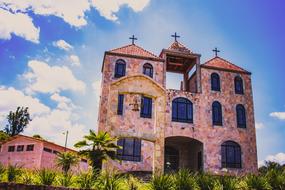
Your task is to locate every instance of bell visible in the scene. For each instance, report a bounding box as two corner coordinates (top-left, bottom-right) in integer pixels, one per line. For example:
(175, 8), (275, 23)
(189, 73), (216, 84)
(132, 99), (140, 111)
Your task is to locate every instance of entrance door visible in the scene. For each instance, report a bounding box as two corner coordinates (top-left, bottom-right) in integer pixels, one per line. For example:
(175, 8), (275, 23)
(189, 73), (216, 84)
(164, 146), (179, 172)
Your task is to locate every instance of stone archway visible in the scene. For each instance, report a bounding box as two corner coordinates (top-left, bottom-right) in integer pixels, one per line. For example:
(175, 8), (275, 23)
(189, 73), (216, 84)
(164, 136), (203, 172)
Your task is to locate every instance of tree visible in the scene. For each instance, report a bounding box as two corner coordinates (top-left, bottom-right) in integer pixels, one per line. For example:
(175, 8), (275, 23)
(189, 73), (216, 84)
(56, 151), (79, 175)
(0, 131), (9, 142)
(4, 107), (31, 136)
(74, 130), (120, 173)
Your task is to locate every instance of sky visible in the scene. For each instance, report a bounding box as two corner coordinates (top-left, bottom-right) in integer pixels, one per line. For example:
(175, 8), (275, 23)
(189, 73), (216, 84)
(0, 0), (284, 166)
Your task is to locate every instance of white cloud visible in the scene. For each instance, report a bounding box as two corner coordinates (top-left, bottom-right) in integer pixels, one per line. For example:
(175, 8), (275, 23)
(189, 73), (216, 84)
(0, 0), (90, 27)
(259, 152), (285, 167)
(255, 122), (265, 129)
(69, 55), (81, 66)
(50, 93), (76, 111)
(0, 9), (39, 43)
(91, 0), (150, 21)
(0, 0), (150, 42)
(270, 112), (285, 120)
(24, 60), (86, 94)
(0, 86), (50, 116)
(92, 80), (101, 103)
(53, 40), (73, 51)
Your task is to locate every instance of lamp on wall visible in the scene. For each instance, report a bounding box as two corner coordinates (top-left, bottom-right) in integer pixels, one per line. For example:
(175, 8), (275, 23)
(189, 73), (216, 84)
(129, 96), (140, 111)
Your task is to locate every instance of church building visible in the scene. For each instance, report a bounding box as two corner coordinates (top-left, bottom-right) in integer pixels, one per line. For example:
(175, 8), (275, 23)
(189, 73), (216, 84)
(98, 34), (258, 175)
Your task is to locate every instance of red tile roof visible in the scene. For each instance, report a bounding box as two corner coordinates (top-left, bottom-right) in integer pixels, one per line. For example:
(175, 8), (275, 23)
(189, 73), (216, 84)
(108, 44), (161, 60)
(168, 41), (192, 54)
(201, 56), (251, 74)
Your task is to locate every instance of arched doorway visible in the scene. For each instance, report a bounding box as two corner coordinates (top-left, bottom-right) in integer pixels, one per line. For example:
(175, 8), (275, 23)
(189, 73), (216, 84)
(164, 136), (203, 172)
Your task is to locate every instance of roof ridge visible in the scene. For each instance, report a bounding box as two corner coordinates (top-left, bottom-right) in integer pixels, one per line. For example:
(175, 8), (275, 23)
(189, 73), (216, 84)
(108, 44), (160, 59)
(202, 56), (250, 73)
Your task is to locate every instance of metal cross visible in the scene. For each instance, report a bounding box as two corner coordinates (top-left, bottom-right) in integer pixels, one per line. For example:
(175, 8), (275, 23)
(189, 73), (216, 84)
(129, 35), (137, 45)
(171, 32), (180, 42)
(213, 47), (220, 57)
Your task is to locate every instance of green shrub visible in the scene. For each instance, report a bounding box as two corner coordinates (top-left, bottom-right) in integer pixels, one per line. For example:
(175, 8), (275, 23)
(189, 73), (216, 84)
(7, 164), (22, 182)
(218, 176), (245, 190)
(96, 171), (125, 190)
(174, 169), (200, 190)
(265, 169), (285, 190)
(148, 174), (175, 190)
(36, 168), (57, 186)
(246, 174), (272, 190)
(0, 163), (5, 182)
(124, 175), (148, 190)
(196, 173), (219, 190)
(19, 170), (34, 184)
(76, 170), (97, 189)
(57, 173), (74, 187)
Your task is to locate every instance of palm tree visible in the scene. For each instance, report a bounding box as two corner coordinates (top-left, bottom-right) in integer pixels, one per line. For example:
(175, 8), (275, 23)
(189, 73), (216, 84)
(56, 151), (79, 175)
(74, 130), (120, 173)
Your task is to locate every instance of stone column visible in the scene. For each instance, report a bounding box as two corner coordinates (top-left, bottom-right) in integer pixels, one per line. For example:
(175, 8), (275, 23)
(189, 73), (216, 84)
(196, 57), (202, 93)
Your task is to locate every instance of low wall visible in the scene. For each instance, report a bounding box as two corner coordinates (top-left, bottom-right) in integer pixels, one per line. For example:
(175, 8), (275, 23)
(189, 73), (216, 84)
(0, 183), (92, 190)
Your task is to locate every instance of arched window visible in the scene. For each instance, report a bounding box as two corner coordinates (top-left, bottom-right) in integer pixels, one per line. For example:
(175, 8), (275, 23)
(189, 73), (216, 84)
(172, 97), (193, 123)
(211, 73), (220, 91)
(212, 101), (222, 126)
(221, 141), (241, 168)
(143, 63), (153, 78)
(234, 76), (244, 94)
(114, 59), (126, 78)
(236, 104), (246, 128)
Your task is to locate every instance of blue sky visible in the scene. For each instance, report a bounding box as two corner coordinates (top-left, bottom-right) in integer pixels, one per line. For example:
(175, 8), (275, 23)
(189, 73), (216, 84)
(0, 0), (284, 165)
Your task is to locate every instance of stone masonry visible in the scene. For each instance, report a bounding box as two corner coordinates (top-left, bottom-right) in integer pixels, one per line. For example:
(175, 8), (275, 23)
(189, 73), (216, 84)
(98, 41), (258, 175)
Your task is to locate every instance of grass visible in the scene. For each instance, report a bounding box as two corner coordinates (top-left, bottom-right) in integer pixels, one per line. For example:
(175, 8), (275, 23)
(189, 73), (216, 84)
(0, 162), (284, 190)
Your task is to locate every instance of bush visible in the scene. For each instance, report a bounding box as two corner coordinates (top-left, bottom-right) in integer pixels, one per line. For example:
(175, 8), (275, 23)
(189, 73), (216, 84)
(265, 169), (285, 190)
(36, 168), (57, 186)
(174, 169), (200, 190)
(7, 164), (22, 182)
(19, 169), (34, 184)
(246, 174), (272, 190)
(196, 173), (219, 190)
(148, 174), (175, 190)
(57, 173), (74, 187)
(96, 171), (125, 190)
(0, 163), (5, 182)
(76, 170), (97, 189)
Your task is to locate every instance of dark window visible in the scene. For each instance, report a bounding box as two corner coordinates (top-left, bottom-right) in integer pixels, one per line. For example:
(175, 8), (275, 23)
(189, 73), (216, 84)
(26, 144), (34, 151)
(140, 96), (152, 118)
(117, 94), (124, 115)
(211, 73), (220, 91)
(221, 141), (242, 168)
(8, 146), (15, 152)
(212, 101), (223, 126)
(143, 63), (153, 78)
(53, 150), (60, 155)
(17, 145), (24, 152)
(43, 147), (52, 153)
(114, 59), (126, 78)
(81, 159), (87, 163)
(236, 104), (246, 128)
(117, 138), (141, 162)
(234, 76), (244, 94)
(172, 97), (193, 123)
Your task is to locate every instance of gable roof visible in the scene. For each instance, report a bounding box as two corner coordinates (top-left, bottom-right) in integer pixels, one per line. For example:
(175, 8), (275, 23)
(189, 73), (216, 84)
(201, 56), (251, 74)
(106, 44), (163, 61)
(167, 41), (192, 54)
(1, 135), (78, 153)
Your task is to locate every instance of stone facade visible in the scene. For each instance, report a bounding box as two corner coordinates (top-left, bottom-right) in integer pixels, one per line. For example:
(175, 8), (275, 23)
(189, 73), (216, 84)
(98, 43), (258, 175)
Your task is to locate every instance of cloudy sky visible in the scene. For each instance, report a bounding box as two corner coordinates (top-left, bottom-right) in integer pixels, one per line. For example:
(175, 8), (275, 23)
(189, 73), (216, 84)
(0, 0), (284, 166)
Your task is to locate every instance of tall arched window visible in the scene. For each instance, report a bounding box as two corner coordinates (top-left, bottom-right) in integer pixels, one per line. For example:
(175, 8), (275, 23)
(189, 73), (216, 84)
(143, 63), (153, 78)
(221, 141), (242, 168)
(172, 97), (193, 123)
(114, 59), (126, 78)
(234, 76), (244, 94)
(211, 73), (220, 91)
(212, 101), (222, 126)
(236, 104), (246, 128)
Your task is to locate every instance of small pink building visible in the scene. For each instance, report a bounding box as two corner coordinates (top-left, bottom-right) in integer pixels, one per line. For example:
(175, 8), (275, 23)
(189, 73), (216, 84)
(0, 135), (89, 172)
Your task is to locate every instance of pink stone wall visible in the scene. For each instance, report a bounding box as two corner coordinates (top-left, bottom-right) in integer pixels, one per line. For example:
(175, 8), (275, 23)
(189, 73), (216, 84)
(0, 136), (89, 172)
(98, 52), (258, 175)
(0, 137), (43, 169)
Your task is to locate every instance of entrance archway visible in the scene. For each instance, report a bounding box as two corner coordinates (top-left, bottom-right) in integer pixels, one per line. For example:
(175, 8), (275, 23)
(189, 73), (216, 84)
(164, 136), (203, 172)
